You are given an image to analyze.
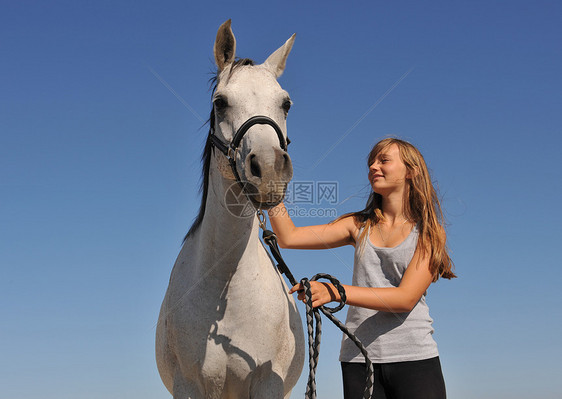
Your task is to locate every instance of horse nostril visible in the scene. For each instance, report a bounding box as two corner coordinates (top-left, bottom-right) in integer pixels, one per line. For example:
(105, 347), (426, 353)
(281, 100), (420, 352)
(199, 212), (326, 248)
(283, 153), (289, 165)
(250, 154), (261, 178)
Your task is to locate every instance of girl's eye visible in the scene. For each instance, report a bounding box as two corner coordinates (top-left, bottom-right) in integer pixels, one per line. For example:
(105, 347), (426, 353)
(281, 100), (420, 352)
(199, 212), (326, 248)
(214, 97), (228, 110)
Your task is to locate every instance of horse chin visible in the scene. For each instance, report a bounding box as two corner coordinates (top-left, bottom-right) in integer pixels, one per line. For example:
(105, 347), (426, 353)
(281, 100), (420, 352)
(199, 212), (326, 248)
(243, 183), (287, 210)
(247, 196), (283, 210)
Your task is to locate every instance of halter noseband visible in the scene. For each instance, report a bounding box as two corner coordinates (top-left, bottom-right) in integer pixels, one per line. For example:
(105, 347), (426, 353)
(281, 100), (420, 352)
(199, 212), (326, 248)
(210, 115), (291, 187)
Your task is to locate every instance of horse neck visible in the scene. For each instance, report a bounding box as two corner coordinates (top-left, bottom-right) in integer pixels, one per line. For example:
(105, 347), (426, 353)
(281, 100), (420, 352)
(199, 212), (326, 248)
(194, 157), (261, 276)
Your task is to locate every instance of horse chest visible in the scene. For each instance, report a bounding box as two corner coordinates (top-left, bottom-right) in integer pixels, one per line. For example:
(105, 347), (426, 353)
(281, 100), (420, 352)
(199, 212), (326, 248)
(165, 268), (292, 395)
(168, 256), (288, 344)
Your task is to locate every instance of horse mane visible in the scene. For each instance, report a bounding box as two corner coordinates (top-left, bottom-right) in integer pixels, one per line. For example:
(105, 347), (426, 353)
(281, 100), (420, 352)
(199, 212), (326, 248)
(183, 58), (255, 243)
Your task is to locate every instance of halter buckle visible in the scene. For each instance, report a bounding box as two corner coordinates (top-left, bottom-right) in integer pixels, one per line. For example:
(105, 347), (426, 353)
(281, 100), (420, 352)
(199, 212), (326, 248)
(227, 146), (235, 161)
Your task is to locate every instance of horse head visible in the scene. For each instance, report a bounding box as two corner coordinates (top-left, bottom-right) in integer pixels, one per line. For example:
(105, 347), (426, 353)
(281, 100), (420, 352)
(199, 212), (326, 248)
(211, 19), (295, 209)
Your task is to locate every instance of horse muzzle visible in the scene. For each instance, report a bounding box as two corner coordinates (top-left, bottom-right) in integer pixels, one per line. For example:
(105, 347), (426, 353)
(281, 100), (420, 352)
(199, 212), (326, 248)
(240, 146), (293, 209)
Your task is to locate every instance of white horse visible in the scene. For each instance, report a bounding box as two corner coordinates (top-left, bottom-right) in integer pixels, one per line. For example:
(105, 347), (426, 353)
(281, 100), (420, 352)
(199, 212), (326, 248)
(156, 20), (305, 398)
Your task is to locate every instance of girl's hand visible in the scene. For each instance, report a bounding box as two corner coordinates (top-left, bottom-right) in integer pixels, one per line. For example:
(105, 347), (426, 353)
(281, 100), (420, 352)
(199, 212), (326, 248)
(289, 281), (340, 308)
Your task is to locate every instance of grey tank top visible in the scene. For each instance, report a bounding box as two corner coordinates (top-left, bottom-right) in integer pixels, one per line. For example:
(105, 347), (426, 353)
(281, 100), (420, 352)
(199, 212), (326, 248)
(339, 224), (439, 363)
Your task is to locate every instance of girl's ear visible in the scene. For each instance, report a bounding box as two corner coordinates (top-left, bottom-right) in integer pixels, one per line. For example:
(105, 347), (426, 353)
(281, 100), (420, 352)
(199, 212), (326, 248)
(406, 167), (419, 179)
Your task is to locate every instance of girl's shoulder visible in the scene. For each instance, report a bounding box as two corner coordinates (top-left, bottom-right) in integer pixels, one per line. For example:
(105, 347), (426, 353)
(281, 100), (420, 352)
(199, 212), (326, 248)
(330, 214), (364, 246)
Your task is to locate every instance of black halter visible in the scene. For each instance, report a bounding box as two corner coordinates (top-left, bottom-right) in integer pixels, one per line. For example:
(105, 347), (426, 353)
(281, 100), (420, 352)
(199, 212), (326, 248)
(210, 115), (291, 187)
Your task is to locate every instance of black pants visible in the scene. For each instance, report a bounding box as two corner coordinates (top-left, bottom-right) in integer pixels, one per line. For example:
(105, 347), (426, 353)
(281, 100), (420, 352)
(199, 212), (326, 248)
(341, 357), (446, 399)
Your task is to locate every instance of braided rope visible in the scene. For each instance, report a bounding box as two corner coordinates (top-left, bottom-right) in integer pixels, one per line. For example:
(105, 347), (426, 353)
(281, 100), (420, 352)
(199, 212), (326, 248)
(262, 229), (374, 398)
(302, 275), (374, 399)
(302, 278), (323, 399)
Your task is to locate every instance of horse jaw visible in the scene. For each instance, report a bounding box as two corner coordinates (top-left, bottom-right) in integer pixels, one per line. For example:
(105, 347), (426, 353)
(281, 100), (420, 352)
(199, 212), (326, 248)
(212, 146), (290, 211)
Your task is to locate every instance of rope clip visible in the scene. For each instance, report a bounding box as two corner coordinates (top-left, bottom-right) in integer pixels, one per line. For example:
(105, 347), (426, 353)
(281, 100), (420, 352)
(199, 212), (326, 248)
(257, 209), (267, 231)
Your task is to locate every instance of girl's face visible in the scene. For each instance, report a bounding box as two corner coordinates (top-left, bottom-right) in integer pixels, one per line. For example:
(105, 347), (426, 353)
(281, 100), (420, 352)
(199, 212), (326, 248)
(368, 144), (409, 195)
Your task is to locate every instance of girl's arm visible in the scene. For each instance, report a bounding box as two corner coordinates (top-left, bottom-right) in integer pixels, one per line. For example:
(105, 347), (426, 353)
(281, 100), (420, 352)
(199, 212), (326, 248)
(289, 246), (434, 313)
(268, 202), (357, 249)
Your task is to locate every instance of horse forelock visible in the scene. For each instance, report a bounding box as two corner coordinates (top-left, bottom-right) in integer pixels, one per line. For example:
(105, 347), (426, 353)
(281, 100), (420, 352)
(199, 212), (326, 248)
(183, 58), (256, 243)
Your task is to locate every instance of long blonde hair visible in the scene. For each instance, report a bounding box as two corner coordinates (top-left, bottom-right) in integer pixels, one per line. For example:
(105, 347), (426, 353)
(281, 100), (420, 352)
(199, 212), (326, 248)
(341, 138), (456, 281)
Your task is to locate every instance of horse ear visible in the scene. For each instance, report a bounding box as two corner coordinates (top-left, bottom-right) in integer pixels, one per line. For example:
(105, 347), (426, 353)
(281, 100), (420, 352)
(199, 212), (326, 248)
(214, 19), (236, 71)
(263, 34), (296, 78)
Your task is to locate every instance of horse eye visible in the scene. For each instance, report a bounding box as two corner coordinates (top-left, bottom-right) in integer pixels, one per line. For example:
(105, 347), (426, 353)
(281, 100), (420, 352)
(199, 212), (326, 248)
(214, 97), (228, 110)
(282, 99), (292, 113)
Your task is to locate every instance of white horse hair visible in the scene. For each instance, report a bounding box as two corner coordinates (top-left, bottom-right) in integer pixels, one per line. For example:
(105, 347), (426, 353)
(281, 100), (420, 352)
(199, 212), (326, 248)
(156, 20), (304, 398)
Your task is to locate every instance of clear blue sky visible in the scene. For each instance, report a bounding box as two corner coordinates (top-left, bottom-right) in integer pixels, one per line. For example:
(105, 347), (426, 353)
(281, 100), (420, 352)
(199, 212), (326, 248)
(2, 1), (561, 398)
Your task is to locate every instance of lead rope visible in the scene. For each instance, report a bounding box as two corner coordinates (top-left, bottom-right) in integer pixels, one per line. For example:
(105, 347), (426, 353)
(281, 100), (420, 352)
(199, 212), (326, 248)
(258, 211), (375, 399)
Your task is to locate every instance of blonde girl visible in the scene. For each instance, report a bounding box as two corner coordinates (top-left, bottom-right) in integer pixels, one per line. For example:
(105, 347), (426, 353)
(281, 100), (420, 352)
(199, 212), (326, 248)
(268, 138), (455, 399)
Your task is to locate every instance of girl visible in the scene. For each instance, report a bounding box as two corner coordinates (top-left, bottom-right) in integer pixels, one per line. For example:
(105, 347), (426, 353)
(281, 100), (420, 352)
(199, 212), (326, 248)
(268, 138), (456, 399)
